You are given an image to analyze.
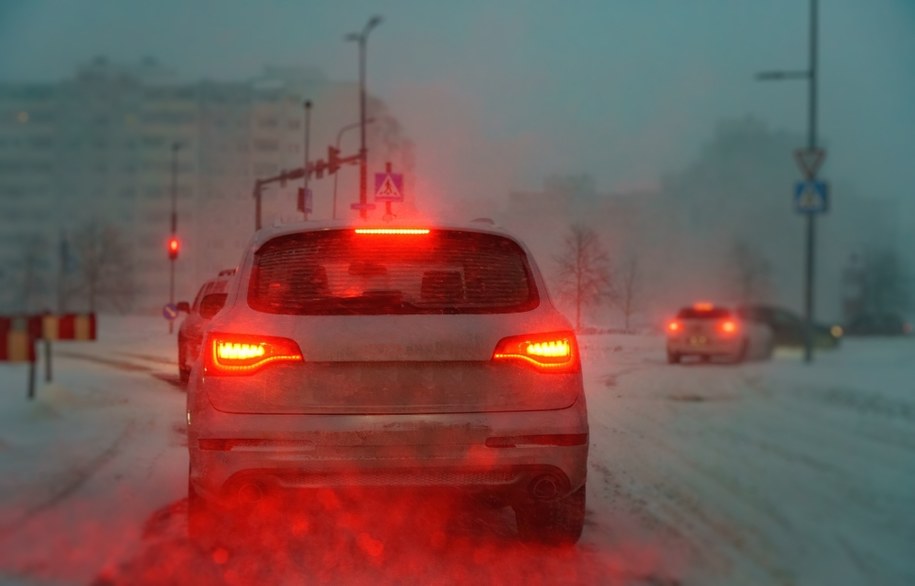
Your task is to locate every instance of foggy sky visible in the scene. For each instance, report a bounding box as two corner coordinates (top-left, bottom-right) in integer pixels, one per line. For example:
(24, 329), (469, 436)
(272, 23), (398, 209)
(1, 0), (913, 214)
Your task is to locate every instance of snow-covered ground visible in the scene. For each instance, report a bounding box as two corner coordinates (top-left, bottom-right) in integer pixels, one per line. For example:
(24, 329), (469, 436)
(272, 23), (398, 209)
(0, 316), (913, 585)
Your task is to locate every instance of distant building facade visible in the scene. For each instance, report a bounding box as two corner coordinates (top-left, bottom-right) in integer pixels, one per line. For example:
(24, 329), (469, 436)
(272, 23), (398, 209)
(0, 57), (411, 314)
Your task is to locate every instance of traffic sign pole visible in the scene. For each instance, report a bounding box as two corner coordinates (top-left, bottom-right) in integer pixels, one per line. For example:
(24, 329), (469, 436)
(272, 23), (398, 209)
(760, 0), (820, 364)
(44, 339), (52, 383)
(803, 0), (819, 365)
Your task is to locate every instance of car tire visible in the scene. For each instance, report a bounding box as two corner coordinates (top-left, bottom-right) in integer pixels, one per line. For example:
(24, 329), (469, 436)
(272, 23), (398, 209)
(514, 485), (586, 546)
(177, 337), (188, 384)
(186, 476), (212, 544)
(666, 350), (681, 364)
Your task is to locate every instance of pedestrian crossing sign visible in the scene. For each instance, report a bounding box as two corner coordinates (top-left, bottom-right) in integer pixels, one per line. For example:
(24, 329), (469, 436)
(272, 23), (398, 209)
(794, 180), (829, 214)
(374, 172), (404, 202)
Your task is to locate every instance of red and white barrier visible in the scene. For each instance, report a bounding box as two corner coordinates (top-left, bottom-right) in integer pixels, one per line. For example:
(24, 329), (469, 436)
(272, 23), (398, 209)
(40, 313), (97, 341)
(0, 317), (36, 363)
(2, 313), (97, 399)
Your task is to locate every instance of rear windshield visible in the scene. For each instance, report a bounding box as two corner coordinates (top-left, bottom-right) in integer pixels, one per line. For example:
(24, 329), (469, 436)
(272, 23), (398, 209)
(677, 307), (732, 319)
(248, 229), (539, 315)
(192, 277), (230, 312)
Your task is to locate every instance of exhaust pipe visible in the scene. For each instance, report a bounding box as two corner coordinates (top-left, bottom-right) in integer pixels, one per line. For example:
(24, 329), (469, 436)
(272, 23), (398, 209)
(234, 481), (266, 504)
(528, 474), (562, 501)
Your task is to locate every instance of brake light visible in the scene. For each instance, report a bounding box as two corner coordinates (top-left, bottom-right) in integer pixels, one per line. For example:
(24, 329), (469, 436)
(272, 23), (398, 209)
(693, 302), (714, 311)
(205, 333), (303, 375)
(667, 320), (681, 333)
(719, 320), (739, 334)
(492, 331), (579, 373)
(354, 228), (430, 235)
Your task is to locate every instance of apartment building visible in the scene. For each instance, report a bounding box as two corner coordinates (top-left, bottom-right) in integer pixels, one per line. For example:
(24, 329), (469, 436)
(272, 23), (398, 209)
(0, 57), (411, 314)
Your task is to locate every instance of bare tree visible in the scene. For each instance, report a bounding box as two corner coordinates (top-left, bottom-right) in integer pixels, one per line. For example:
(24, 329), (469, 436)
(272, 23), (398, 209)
(859, 248), (910, 314)
(71, 220), (136, 312)
(727, 239), (774, 304)
(554, 224), (614, 331)
(615, 254), (640, 333)
(15, 234), (50, 312)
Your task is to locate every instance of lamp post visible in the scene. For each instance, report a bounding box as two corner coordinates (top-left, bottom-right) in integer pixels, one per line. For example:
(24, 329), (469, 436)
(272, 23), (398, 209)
(756, 0), (819, 363)
(345, 15), (383, 220)
(332, 117), (375, 220)
(169, 141), (182, 334)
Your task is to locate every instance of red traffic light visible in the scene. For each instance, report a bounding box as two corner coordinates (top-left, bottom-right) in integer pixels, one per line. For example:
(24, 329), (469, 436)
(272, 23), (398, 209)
(327, 146), (341, 174)
(168, 236), (180, 260)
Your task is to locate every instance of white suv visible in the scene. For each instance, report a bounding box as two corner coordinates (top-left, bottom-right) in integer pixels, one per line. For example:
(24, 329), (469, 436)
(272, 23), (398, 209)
(186, 221), (589, 544)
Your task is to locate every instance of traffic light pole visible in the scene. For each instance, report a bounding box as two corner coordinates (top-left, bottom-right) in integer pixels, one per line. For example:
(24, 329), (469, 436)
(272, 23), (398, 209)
(253, 151), (360, 228)
(169, 142), (181, 334)
(303, 100), (312, 220)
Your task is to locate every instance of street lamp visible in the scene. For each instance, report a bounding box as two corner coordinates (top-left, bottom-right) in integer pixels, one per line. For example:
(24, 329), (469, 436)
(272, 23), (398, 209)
(345, 15), (383, 220)
(332, 117), (375, 220)
(755, 0), (819, 363)
(168, 141), (182, 334)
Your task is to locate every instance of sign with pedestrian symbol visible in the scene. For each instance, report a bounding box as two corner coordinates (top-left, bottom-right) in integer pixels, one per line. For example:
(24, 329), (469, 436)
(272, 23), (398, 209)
(374, 171), (404, 202)
(794, 180), (829, 214)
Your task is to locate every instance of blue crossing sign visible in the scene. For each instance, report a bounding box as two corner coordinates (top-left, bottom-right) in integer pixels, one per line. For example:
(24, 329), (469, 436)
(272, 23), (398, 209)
(794, 180), (829, 214)
(162, 303), (179, 321)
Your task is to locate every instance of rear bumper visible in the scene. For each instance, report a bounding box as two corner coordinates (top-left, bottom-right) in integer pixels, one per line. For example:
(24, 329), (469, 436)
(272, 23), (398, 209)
(187, 397), (589, 506)
(667, 336), (742, 357)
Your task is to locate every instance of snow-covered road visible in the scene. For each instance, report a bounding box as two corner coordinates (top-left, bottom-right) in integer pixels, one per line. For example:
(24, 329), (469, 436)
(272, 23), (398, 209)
(0, 316), (913, 585)
(581, 334), (915, 585)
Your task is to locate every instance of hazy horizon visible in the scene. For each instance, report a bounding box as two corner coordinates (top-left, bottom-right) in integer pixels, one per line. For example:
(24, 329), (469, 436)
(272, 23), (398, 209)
(1, 1), (913, 200)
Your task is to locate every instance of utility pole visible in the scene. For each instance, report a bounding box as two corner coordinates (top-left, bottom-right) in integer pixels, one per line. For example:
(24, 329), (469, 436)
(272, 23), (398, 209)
(804, 0), (819, 365)
(756, 0), (820, 363)
(346, 15), (383, 219)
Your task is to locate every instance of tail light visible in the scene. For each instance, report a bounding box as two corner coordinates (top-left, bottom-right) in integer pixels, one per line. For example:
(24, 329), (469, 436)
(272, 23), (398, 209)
(205, 333), (303, 375)
(718, 320), (739, 334)
(667, 320), (681, 333)
(492, 331), (579, 373)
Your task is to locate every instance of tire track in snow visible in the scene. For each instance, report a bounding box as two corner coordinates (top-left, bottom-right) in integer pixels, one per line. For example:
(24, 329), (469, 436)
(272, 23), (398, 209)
(56, 351), (153, 373)
(0, 421), (135, 537)
(627, 365), (914, 585)
(590, 365), (810, 584)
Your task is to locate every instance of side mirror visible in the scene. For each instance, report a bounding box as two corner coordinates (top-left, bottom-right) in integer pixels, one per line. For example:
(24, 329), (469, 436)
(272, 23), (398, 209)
(176, 301), (191, 313)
